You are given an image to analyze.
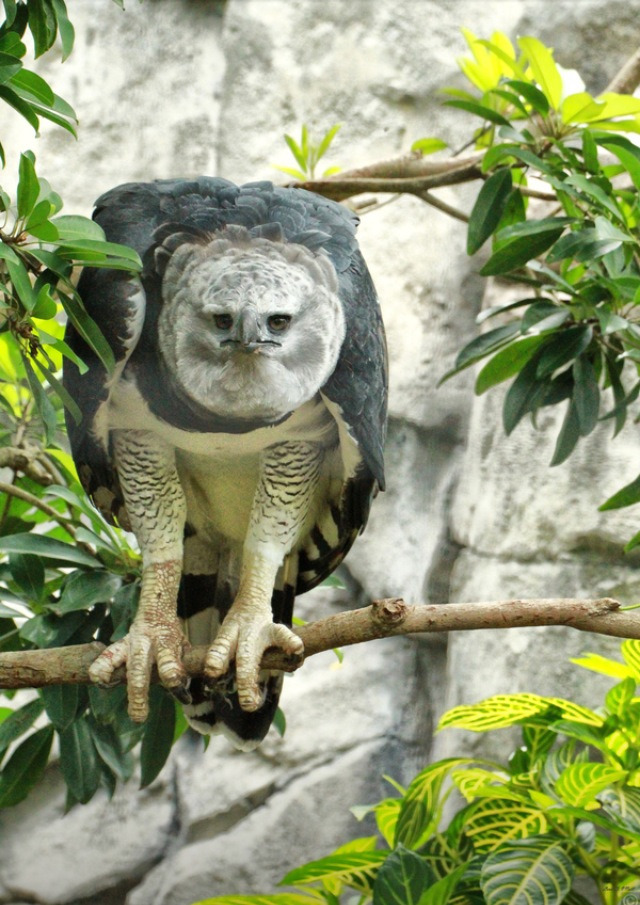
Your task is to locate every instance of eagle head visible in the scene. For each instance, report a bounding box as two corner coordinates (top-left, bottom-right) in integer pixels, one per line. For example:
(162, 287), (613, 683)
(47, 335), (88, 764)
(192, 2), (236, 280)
(156, 228), (346, 422)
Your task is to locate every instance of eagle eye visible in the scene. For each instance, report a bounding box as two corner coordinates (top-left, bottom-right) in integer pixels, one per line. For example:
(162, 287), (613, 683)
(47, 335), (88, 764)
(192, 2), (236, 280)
(213, 313), (233, 331)
(267, 314), (292, 333)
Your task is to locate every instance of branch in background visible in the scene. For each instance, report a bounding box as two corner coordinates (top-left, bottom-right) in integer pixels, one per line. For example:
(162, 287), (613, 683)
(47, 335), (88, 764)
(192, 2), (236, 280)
(0, 596), (635, 690)
(604, 46), (640, 95)
(294, 45), (640, 207)
(0, 445), (54, 485)
(0, 480), (78, 541)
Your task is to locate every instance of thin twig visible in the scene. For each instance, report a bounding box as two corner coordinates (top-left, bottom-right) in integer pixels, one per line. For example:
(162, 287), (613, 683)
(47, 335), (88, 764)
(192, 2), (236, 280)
(0, 597), (634, 689)
(0, 480), (77, 541)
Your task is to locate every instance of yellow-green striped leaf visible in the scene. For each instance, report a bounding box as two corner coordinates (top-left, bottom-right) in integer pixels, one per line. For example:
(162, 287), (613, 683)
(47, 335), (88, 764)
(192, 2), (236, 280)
(555, 763), (627, 808)
(464, 798), (547, 852)
(481, 836), (574, 905)
(438, 695), (551, 732)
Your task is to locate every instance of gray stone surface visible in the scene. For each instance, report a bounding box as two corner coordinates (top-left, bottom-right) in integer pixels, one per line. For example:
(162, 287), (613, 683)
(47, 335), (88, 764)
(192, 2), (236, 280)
(1, 0), (639, 902)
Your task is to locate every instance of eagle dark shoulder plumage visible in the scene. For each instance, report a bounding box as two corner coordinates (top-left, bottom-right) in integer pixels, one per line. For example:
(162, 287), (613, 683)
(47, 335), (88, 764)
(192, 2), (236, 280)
(63, 176), (387, 748)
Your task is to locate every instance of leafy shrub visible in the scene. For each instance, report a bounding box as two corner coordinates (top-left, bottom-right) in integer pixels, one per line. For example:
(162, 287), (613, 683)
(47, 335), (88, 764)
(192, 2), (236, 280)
(196, 642), (640, 905)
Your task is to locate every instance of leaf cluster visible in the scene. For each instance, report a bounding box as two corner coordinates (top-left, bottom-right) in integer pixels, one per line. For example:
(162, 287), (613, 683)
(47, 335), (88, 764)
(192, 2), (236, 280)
(196, 642), (640, 905)
(274, 124), (342, 181)
(417, 32), (640, 525)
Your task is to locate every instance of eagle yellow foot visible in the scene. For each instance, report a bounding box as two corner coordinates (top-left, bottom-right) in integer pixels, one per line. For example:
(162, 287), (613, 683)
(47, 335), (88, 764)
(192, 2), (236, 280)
(204, 601), (303, 712)
(89, 561), (190, 722)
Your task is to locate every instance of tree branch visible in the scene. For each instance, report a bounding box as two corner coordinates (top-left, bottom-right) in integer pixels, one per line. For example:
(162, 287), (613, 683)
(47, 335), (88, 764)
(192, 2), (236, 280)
(0, 596), (636, 690)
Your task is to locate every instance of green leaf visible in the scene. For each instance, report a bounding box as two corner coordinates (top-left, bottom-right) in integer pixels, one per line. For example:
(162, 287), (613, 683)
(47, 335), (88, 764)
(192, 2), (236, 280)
(445, 99), (511, 126)
(467, 168), (513, 255)
(572, 356), (599, 437)
(0, 698), (45, 759)
(549, 399), (580, 467)
(605, 677), (636, 717)
(480, 836), (574, 905)
(417, 863), (468, 905)
(194, 897), (320, 905)
(599, 785), (640, 833)
(281, 852), (387, 888)
(0, 533), (100, 568)
(315, 122), (342, 160)
(58, 288), (116, 373)
(0, 83), (39, 131)
(8, 552), (44, 601)
(503, 79), (550, 116)
(58, 717), (101, 804)
(52, 569), (121, 614)
(442, 322), (521, 383)
(475, 335), (550, 395)
(439, 694), (550, 732)
(0, 725), (53, 807)
(464, 798), (548, 851)
(284, 133), (307, 172)
(40, 684), (80, 732)
(535, 325), (593, 378)
(21, 353), (57, 443)
(50, 0), (75, 60)
(555, 762), (627, 808)
(502, 355), (548, 435)
(372, 845), (435, 905)
(140, 685), (176, 788)
(560, 92), (605, 124)
(411, 137), (448, 155)
(517, 36), (563, 109)
(480, 221), (567, 276)
(10, 68), (54, 106)
(7, 255), (37, 311)
(395, 759), (469, 849)
(51, 214), (106, 241)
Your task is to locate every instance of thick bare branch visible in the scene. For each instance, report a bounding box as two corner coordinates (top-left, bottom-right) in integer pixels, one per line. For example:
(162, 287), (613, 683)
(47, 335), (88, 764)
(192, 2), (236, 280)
(0, 596), (636, 690)
(605, 46), (640, 95)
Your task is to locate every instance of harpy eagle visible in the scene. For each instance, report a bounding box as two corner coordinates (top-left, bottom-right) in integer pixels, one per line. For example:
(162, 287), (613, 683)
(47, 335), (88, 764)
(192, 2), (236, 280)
(63, 177), (387, 750)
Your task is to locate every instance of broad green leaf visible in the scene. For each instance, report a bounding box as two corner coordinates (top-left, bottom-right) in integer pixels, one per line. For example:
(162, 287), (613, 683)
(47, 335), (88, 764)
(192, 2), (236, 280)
(395, 759), (470, 849)
(140, 685), (176, 788)
(502, 356), (549, 435)
(570, 651), (632, 679)
(534, 325), (592, 378)
(57, 238), (141, 268)
(438, 694), (550, 732)
(475, 335), (550, 395)
(89, 718), (132, 782)
(560, 92), (604, 124)
(480, 836), (574, 905)
(52, 570), (121, 614)
(52, 214), (106, 241)
(504, 79), (549, 116)
(442, 322), (521, 382)
(27, 0), (57, 57)
(599, 138), (640, 191)
(51, 0), (75, 60)
(572, 356), (599, 437)
(467, 168), (513, 255)
(0, 698), (45, 758)
(0, 725), (53, 807)
(599, 474), (640, 511)
(605, 677), (636, 717)
(7, 255), (37, 311)
(555, 762), (627, 808)
(375, 798), (402, 847)
(480, 221), (567, 276)
(21, 353), (57, 443)
(546, 698), (603, 726)
(284, 133), (307, 172)
(58, 718), (101, 804)
(10, 68), (54, 106)
(417, 863), (468, 905)
(517, 36), (563, 109)
(16, 150), (40, 219)
(464, 798), (548, 851)
(0, 84), (39, 131)
(8, 552), (44, 601)
(0, 533), (100, 568)
(452, 767), (508, 801)
(445, 99), (511, 127)
(547, 231), (623, 264)
(40, 684), (80, 732)
(411, 137), (448, 155)
(621, 640), (640, 680)
(194, 897), (320, 905)
(549, 399), (580, 467)
(282, 852), (387, 887)
(599, 786), (640, 833)
(372, 845), (435, 905)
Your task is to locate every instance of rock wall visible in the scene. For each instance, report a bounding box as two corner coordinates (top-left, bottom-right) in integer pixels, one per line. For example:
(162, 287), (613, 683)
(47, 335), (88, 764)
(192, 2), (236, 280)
(1, 1), (639, 903)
